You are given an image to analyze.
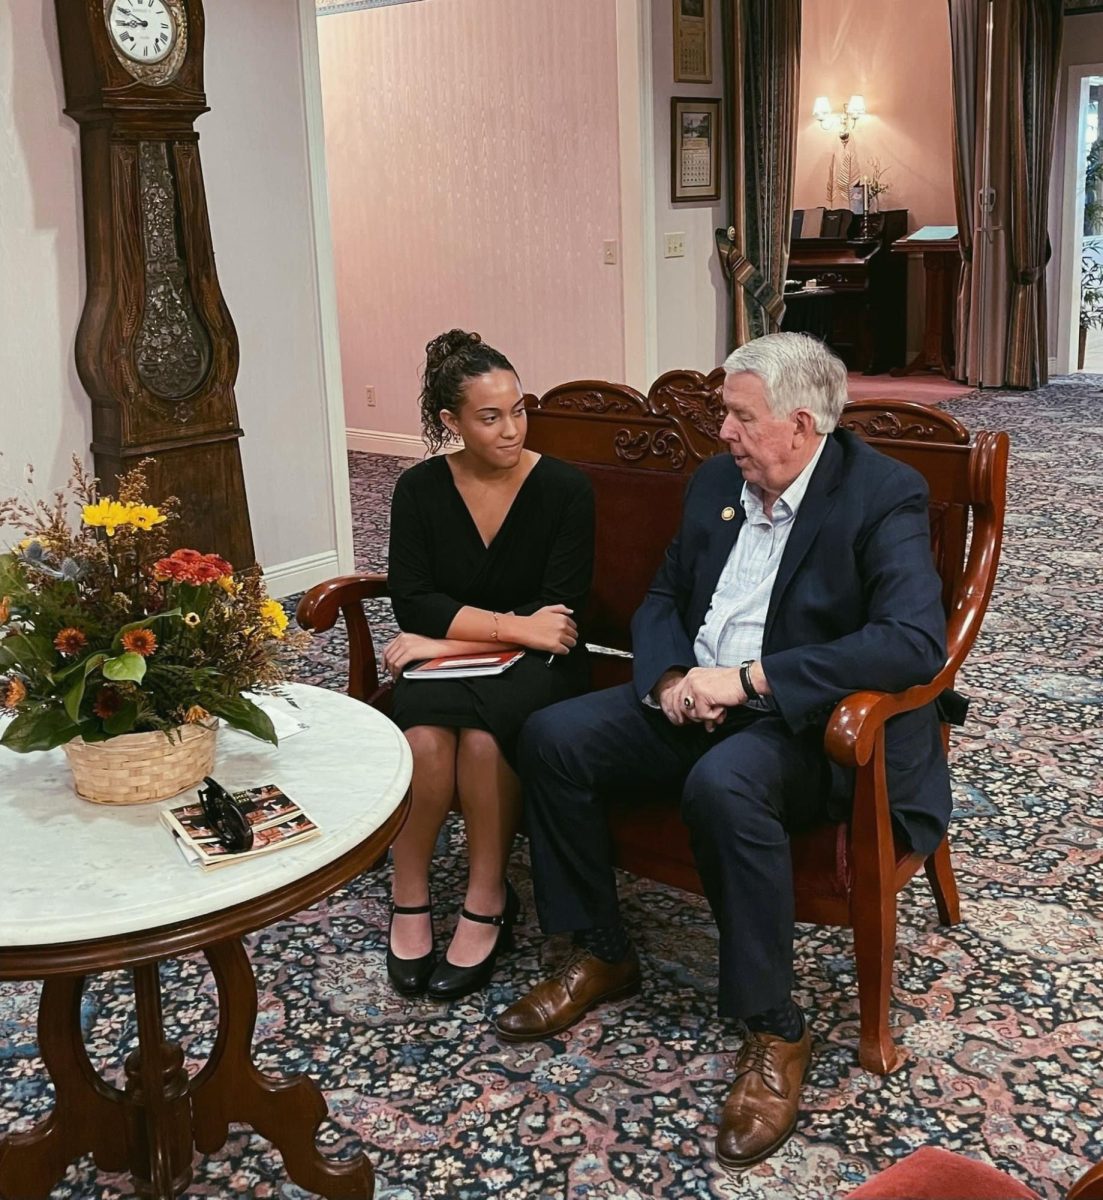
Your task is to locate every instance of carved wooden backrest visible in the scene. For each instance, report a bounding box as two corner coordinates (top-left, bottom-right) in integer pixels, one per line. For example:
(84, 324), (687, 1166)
(526, 385), (1008, 680)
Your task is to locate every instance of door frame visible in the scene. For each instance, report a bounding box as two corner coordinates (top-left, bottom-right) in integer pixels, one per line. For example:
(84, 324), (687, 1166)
(1056, 63), (1103, 376)
(296, 0), (658, 470)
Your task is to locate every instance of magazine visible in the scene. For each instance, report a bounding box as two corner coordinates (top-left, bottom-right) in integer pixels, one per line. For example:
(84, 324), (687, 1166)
(162, 782), (319, 869)
(403, 649), (525, 680)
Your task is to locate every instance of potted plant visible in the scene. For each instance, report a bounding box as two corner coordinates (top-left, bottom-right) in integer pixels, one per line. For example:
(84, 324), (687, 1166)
(1079, 250), (1103, 370)
(0, 459), (303, 804)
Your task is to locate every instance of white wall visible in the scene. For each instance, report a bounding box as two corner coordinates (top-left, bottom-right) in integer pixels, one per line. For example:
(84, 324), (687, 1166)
(0, 0), (347, 597)
(651, 0), (729, 376)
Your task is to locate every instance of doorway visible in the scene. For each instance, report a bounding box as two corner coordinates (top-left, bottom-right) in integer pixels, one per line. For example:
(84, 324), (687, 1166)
(1057, 66), (1103, 374)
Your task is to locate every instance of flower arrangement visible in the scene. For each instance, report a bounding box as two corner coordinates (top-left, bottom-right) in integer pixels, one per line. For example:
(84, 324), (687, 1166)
(0, 459), (303, 754)
(858, 157), (891, 206)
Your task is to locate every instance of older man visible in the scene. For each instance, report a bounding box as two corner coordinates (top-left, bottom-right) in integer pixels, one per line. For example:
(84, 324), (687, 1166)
(495, 333), (950, 1167)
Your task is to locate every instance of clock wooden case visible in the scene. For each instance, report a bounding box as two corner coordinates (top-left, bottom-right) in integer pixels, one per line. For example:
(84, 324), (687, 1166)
(55, 0), (255, 568)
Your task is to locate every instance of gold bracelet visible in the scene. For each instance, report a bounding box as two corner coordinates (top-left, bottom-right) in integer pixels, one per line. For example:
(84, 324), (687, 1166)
(491, 612), (500, 641)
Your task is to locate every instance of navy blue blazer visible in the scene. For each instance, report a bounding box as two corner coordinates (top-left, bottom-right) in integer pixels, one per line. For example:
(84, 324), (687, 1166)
(629, 429), (951, 855)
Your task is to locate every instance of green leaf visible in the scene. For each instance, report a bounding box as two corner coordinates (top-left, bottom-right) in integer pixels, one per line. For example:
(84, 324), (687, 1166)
(0, 708), (81, 753)
(0, 558), (21, 601)
(60, 653), (108, 720)
(76, 718), (111, 744)
(55, 652), (107, 684)
(204, 695), (277, 745)
(102, 651), (147, 684)
(1, 632), (57, 673)
(103, 700), (139, 736)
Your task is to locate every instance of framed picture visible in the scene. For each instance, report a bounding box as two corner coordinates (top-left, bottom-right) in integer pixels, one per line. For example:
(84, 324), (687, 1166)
(671, 97), (722, 203)
(673, 0), (711, 83)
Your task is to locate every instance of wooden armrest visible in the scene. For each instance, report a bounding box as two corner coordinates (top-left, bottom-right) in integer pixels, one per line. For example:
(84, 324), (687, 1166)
(295, 573), (390, 633)
(294, 573), (390, 704)
(824, 663), (957, 768)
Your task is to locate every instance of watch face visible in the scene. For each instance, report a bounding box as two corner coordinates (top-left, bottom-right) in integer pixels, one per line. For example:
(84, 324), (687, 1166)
(108, 0), (177, 65)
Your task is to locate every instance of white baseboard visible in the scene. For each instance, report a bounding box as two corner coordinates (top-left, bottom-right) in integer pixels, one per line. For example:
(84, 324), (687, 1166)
(262, 550), (341, 599)
(347, 427), (425, 459)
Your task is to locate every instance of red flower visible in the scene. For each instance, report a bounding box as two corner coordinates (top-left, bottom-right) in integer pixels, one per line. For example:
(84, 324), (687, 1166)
(121, 628), (157, 657)
(92, 687), (123, 719)
(54, 627), (88, 656)
(153, 548), (235, 586)
(191, 560), (224, 584)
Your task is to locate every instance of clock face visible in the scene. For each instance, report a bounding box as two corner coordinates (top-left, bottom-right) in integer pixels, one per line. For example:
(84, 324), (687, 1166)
(107, 0), (177, 65)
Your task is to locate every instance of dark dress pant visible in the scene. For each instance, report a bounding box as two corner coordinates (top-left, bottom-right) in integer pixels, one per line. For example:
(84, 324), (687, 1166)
(517, 683), (832, 1018)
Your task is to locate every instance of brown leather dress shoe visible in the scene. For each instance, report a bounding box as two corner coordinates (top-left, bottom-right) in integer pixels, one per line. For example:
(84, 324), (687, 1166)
(716, 1026), (811, 1169)
(495, 948), (640, 1042)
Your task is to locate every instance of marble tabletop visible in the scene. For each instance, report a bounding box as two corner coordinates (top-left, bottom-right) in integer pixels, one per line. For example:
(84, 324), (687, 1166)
(0, 683), (411, 948)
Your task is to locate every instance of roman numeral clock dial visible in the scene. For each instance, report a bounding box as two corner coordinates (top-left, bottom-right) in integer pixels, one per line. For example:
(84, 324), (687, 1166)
(108, 0), (176, 63)
(52, 0), (255, 569)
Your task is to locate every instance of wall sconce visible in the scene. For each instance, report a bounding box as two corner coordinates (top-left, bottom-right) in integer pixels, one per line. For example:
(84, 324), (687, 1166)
(812, 94), (867, 143)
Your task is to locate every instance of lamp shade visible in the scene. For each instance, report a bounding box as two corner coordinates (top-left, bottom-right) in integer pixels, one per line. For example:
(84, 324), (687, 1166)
(812, 96), (831, 119)
(847, 94), (867, 116)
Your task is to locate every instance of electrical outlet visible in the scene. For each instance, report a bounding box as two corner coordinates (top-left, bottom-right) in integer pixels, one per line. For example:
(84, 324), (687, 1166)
(365, 385), (376, 407)
(664, 232), (686, 258)
(602, 239), (618, 265)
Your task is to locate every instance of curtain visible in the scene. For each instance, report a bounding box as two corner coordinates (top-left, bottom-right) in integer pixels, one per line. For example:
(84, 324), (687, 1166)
(947, 0), (978, 380)
(1005, 0), (1063, 387)
(948, 0), (1062, 387)
(718, 0), (801, 348)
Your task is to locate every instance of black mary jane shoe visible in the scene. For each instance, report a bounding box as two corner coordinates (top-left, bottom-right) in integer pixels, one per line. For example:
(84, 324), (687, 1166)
(426, 882), (521, 1001)
(386, 900), (436, 996)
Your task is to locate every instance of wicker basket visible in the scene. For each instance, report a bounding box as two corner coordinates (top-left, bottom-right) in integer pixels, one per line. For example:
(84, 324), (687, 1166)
(63, 722), (218, 806)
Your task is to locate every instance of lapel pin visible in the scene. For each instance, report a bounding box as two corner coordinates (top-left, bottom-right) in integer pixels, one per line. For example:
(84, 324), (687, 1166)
(721, 506), (736, 521)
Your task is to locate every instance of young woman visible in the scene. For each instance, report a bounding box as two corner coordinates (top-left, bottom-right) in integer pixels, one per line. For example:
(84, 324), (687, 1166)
(382, 329), (594, 1000)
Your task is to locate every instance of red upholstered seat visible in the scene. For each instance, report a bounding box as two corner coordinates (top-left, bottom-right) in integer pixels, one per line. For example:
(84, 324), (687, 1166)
(847, 1147), (1041, 1199)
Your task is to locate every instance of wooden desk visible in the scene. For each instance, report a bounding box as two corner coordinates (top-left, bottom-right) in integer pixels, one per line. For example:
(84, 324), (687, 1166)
(784, 209), (909, 374)
(891, 229), (961, 379)
(0, 684), (412, 1200)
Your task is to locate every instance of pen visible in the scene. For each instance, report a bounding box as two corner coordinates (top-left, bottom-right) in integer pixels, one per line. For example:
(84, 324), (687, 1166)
(545, 653), (556, 666)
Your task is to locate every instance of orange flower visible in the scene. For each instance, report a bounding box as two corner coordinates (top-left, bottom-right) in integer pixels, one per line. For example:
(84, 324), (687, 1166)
(185, 705), (211, 724)
(53, 627), (88, 656)
(0, 596), (10, 624)
(92, 687), (122, 719)
(2, 677), (27, 709)
(121, 628), (157, 657)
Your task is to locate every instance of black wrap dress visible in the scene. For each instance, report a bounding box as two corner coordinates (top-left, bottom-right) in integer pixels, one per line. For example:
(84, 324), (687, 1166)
(387, 454), (594, 764)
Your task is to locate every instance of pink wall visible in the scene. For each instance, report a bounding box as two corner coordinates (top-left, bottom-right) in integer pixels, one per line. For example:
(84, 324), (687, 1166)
(317, 0), (626, 439)
(794, 1), (956, 354)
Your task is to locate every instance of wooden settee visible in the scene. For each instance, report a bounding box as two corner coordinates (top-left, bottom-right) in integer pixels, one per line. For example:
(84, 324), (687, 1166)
(297, 371), (1009, 1074)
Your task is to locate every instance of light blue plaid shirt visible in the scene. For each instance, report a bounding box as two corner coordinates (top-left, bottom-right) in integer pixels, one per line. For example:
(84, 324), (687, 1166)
(694, 436), (827, 677)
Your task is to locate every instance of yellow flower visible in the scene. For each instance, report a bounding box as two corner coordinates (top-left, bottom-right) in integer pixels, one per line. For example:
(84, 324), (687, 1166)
(183, 611), (201, 627)
(0, 596), (9, 624)
(217, 575), (240, 595)
(128, 505), (166, 531)
(82, 499), (132, 536)
(259, 598), (289, 639)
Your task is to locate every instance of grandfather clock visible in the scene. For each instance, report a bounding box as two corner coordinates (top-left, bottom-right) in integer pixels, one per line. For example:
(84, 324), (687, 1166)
(55, 0), (254, 568)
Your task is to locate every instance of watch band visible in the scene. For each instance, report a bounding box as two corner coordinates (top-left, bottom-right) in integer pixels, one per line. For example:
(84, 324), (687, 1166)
(739, 660), (759, 700)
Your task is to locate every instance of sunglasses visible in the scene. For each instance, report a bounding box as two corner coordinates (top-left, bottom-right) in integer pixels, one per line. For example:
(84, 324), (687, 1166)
(197, 777), (255, 853)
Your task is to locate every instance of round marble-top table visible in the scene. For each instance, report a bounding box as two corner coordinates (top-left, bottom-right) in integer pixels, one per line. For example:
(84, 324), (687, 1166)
(0, 683), (412, 1200)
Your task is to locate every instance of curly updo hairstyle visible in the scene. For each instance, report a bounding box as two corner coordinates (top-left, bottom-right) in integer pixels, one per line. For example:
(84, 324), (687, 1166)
(419, 329), (518, 455)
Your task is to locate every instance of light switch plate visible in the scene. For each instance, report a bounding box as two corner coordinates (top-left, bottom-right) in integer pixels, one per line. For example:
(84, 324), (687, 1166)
(603, 239), (618, 265)
(664, 232), (686, 258)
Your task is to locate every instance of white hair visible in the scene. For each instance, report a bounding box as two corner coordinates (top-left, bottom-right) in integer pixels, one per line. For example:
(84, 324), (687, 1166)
(722, 332), (848, 434)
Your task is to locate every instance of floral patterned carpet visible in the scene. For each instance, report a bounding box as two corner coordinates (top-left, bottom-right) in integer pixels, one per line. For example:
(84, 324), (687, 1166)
(2, 378), (1102, 1199)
